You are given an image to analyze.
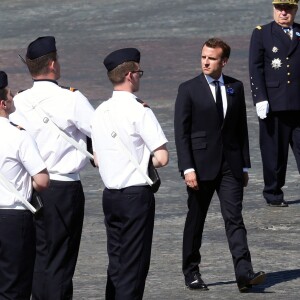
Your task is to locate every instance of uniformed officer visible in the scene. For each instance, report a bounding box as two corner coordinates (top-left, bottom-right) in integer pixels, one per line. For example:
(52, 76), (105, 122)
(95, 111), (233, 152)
(91, 48), (169, 300)
(10, 37), (95, 299)
(0, 71), (49, 299)
(249, 0), (300, 207)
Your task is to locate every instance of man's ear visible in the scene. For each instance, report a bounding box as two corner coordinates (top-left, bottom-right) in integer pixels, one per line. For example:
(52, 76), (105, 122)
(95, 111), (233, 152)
(222, 58), (228, 67)
(0, 99), (6, 108)
(126, 71), (134, 83)
(49, 60), (56, 72)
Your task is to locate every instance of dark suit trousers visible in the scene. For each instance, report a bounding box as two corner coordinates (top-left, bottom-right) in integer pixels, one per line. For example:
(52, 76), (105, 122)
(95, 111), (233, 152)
(32, 180), (85, 300)
(0, 210), (35, 300)
(259, 111), (300, 203)
(182, 161), (252, 281)
(103, 186), (155, 300)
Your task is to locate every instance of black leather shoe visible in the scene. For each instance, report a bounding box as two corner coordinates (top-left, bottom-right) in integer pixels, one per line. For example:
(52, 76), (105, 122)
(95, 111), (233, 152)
(267, 201), (288, 207)
(238, 271), (266, 293)
(185, 272), (209, 290)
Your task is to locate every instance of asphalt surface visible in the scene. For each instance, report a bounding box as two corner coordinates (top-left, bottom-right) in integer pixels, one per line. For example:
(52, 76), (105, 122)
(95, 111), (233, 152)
(1, 1), (300, 299)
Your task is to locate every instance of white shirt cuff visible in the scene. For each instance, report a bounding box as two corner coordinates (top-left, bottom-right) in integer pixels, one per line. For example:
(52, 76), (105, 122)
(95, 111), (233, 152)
(184, 168), (195, 175)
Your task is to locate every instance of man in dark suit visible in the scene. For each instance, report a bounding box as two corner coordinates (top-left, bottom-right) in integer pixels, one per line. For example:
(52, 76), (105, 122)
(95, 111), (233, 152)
(174, 38), (265, 292)
(249, 0), (300, 207)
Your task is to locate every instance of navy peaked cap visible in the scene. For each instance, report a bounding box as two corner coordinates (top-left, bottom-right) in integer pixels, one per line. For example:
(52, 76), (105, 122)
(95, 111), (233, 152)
(26, 36), (56, 60)
(103, 48), (140, 71)
(0, 71), (8, 89)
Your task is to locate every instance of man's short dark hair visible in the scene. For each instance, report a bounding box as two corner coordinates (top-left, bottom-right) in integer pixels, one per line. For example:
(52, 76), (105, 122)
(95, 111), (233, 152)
(26, 52), (57, 77)
(0, 88), (8, 101)
(107, 61), (137, 85)
(203, 38), (231, 59)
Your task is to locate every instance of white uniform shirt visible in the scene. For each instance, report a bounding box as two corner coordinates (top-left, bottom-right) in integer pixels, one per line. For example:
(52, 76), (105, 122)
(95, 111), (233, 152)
(0, 117), (47, 209)
(91, 91), (168, 189)
(10, 80), (94, 180)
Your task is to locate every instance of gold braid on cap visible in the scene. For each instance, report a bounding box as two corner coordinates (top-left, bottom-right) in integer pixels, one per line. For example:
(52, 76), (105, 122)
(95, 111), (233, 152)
(272, 0), (298, 5)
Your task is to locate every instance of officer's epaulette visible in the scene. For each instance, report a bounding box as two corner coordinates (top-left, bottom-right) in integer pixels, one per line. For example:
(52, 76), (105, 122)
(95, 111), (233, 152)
(10, 122), (25, 130)
(16, 89), (26, 95)
(256, 25), (262, 30)
(136, 98), (150, 108)
(60, 86), (78, 92)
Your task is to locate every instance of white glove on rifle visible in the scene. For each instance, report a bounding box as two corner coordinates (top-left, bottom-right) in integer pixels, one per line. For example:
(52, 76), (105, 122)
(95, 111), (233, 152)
(256, 101), (269, 119)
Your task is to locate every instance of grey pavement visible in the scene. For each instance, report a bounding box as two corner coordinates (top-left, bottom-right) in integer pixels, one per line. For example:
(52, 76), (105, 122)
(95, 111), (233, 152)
(1, 0), (300, 299)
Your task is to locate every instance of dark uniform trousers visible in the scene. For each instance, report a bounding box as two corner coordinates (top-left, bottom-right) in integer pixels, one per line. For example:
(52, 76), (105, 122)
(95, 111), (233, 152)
(259, 111), (300, 202)
(182, 160), (253, 282)
(103, 186), (155, 300)
(0, 209), (35, 300)
(32, 180), (85, 300)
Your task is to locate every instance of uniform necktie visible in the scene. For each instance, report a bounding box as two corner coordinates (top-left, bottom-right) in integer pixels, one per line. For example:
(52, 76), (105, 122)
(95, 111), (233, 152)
(213, 80), (224, 123)
(283, 27), (293, 40)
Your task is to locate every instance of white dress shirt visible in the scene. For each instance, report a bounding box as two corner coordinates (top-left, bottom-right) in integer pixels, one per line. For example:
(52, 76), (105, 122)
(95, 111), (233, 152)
(91, 91), (168, 189)
(10, 80), (94, 180)
(0, 117), (46, 209)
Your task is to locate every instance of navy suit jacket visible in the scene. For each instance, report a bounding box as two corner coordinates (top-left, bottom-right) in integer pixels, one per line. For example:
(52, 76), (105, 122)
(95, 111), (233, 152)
(174, 73), (250, 181)
(249, 21), (300, 111)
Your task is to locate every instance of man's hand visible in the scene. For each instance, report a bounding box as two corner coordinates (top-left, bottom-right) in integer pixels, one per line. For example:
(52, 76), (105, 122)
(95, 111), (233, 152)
(256, 101), (269, 119)
(184, 171), (199, 190)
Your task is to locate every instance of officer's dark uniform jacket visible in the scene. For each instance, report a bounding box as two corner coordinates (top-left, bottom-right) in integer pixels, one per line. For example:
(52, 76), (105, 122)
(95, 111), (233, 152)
(249, 21), (300, 111)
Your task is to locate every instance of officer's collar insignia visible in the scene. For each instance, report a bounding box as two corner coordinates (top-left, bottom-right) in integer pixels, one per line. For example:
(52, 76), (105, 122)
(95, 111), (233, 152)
(256, 25), (262, 30)
(296, 32), (300, 36)
(271, 58), (282, 70)
(272, 46), (279, 53)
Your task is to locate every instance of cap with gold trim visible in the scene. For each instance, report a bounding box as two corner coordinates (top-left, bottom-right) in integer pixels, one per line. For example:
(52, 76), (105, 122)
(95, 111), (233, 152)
(272, 0), (298, 5)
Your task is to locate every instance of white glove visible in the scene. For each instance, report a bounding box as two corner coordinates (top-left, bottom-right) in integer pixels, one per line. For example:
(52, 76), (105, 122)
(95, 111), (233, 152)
(256, 101), (269, 119)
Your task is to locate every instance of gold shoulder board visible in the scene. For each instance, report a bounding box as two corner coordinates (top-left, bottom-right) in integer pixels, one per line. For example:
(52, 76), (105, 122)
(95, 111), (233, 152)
(60, 86), (78, 92)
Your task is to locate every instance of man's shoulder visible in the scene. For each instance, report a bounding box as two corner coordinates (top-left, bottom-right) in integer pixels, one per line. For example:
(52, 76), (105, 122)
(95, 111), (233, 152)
(252, 22), (272, 34)
(58, 85), (82, 98)
(293, 22), (300, 29)
(14, 88), (29, 98)
(13, 89), (30, 107)
(59, 85), (78, 92)
(179, 75), (202, 88)
(4, 121), (28, 143)
(223, 75), (242, 84)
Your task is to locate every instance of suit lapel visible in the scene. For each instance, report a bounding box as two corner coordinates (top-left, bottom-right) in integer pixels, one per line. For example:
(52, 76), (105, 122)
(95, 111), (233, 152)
(199, 73), (217, 105)
(271, 21), (291, 50)
(223, 77), (234, 127)
(288, 24), (300, 56)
